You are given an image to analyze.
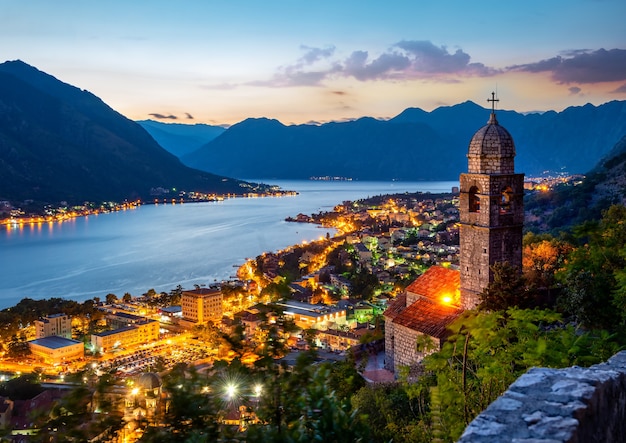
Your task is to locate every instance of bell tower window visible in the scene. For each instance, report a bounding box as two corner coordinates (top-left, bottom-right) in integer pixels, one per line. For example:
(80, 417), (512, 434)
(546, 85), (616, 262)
(500, 186), (513, 214)
(469, 186), (480, 213)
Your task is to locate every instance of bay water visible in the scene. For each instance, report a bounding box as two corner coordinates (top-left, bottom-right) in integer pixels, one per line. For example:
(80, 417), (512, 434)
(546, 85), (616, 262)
(0, 180), (456, 309)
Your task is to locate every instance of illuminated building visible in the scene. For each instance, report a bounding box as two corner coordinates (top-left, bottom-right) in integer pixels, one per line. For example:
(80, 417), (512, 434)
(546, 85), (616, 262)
(91, 319), (159, 354)
(181, 288), (223, 324)
(35, 313), (72, 339)
(384, 95), (524, 372)
(275, 300), (346, 330)
(28, 336), (84, 365)
(458, 93), (524, 309)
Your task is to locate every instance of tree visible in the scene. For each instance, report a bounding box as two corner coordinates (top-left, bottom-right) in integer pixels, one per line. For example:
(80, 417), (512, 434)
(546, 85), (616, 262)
(248, 358), (371, 442)
(477, 262), (532, 311)
(141, 364), (223, 442)
(105, 293), (118, 305)
(522, 234), (572, 291)
(557, 205), (626, 330)
(7, 334), (31, 359)
(351, 381), (430, 443)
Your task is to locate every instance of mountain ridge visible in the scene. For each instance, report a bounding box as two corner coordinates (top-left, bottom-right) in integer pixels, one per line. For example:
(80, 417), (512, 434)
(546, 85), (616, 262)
(177, 99), (626, 181)
(0, 60), (266, 207)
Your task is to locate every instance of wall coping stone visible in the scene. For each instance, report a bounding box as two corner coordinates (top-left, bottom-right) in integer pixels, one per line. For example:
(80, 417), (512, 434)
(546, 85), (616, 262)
(458, 351), (626, 443)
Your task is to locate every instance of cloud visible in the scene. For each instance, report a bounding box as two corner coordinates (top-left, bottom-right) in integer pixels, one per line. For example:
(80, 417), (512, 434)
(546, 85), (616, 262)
(269, 40), (498, 86)
(185, 113), (194, 119)
(343, 49), (411, 81)
(298, 45), (336, 65)
(149, 113), (177, 120)
(569, 86), (582, 95)
(509, 48), (626, 84)
(395, 40), (495, 77)
(612, 83), (626, 93)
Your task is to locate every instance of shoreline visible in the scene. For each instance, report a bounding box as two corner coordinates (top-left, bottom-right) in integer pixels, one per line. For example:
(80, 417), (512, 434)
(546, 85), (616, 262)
(0, 189), (298, 230)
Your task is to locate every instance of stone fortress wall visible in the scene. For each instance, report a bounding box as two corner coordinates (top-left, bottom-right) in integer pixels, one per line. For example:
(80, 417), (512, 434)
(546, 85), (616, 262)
(458, 351), (626, 442)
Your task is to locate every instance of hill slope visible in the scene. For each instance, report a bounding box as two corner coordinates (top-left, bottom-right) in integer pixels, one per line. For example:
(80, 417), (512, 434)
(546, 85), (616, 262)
(525, 134), (626, 232)
(0, 60), (263, 205)
(137, 120), (226, 157)
(182, 101), (626, 181)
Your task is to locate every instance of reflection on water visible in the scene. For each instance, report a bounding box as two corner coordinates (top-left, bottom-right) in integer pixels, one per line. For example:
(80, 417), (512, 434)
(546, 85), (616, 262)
(0, 180), (457, 308)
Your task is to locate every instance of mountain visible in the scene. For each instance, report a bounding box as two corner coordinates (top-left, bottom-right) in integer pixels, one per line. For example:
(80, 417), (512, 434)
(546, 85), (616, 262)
(183, 116), (454, 181)
(182, 100), (626, 181)
(137, 120), (225, 157)
(0, 60), (265, 206)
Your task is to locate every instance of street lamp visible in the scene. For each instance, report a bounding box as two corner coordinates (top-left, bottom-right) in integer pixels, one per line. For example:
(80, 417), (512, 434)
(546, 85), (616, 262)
(225, 383), (237, 399)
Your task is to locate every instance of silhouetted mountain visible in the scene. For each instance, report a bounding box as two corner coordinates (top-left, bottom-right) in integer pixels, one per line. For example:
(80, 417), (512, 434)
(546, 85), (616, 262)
(525, 135), (626, 232)
(137, 120), (226, 157)
(184, 116), (453, 181)
(0, 60), (265, 206)
(182, 100), (626, 181)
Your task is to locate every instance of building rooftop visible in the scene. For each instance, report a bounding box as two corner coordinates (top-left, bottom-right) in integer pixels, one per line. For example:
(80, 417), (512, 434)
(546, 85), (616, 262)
(392, 297), (462, 339)
(29, 336), (82, 349)
(405, 266), (460, 304)
(183, 288), (221, 296)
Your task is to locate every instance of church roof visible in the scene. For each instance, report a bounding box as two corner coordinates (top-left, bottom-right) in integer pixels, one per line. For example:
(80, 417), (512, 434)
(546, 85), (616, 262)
(388, 266), (463, 339)
(467, 110), (516, 174)
(383, 293), (407, 320)
(405, 266), (460, 303)
(137, 372), (162, 390)
(393, 297), (463, 339)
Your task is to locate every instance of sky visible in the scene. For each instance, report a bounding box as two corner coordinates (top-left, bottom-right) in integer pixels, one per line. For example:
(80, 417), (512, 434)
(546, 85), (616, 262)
(1, 0), (625, 126)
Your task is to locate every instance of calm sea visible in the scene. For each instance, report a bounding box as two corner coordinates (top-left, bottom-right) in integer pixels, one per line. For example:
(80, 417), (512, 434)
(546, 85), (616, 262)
(0, 180), (457, 309)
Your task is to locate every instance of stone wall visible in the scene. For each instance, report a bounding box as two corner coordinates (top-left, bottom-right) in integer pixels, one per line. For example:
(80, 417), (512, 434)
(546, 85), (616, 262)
(393, 324), (425, 371)
(458, 351), (626, 443)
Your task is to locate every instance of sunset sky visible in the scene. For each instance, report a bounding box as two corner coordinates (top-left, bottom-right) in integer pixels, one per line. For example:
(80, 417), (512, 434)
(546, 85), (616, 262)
(2, 0), (625, 126)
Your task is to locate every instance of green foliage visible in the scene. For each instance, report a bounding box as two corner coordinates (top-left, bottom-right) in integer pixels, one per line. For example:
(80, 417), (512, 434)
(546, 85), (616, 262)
(478, 262), (531, 311)
(141, 365), (223, 442)
(351, 381), (431, 443)
(249, 358), (371, 443)
(7, 334), (31, 359)
(557, 205), (626, 330)
(423, 308), (621, 441)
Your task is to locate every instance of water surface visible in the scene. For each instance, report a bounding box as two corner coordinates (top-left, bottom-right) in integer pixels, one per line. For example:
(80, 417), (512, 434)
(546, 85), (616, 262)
(0, 180), (456, 309)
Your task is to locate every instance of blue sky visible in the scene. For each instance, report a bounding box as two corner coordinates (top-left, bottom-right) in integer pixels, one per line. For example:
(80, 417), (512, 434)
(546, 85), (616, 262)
(1, 0), (625, 125)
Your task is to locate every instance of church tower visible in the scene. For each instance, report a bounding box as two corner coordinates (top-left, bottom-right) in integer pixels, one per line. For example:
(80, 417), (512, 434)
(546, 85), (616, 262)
(459, 94), (524, 309)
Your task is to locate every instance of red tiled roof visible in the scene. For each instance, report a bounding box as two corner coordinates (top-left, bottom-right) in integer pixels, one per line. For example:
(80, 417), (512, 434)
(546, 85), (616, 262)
(383, 293), (407, 320)
(389, 266), (463, 339)
(393, 297), (462, 339)
(405, 266), (460, 302)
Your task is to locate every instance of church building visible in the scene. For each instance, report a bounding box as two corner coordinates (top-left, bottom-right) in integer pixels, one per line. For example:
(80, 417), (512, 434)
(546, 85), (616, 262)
(384, 95), (524, 373)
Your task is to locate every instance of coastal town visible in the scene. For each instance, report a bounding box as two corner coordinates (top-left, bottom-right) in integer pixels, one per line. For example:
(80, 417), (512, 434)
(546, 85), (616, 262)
(0, 173), (582, 441)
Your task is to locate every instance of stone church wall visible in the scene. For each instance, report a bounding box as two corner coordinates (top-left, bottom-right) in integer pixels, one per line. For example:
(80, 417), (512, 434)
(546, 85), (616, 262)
(393, 324), (422, 370)
(384, 317), (395, 372)
(458, 351), (626, 443)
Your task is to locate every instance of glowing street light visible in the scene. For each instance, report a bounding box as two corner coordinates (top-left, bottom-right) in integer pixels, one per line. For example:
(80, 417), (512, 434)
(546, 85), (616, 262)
(253, 384), (262, 397)
(225, 383), (237, 399)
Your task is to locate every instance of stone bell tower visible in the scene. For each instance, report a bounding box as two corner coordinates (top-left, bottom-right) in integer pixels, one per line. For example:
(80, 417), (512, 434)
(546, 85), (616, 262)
(459, 93), (524, 309)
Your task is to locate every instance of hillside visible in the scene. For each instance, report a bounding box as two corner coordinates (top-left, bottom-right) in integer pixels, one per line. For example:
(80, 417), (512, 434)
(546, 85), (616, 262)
(0, 60), (266, 207)
(525, 134), (626, 232)
(137, 120), (226, 157)
(181, 101), (626, 181)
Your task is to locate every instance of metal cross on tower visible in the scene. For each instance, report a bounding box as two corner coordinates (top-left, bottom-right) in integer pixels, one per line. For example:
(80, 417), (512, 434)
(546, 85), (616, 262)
(488, 91), (499, 113)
